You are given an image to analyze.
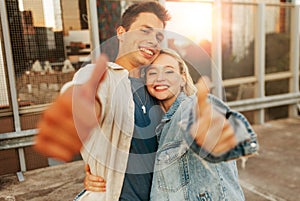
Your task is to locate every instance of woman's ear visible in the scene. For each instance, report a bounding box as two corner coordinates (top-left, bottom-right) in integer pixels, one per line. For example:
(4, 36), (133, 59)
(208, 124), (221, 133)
(117, 26), (126, 40)
(181, 74), (187, 87)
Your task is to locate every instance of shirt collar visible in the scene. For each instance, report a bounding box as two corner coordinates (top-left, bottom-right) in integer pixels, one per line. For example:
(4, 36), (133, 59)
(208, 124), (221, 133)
(107, 62), (125, 70)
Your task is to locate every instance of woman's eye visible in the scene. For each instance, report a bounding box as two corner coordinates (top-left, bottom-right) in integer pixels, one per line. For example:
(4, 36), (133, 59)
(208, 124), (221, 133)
(165, 70), (174, 74)
(148, 72), (157, 76)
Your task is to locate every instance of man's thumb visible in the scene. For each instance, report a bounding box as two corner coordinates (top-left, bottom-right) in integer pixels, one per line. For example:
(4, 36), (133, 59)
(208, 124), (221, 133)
(86, 54), (108, 89)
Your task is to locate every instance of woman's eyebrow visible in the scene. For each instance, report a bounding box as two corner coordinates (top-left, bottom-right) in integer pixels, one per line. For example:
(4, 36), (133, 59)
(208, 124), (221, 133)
(147, 66), (156, 70)
(148, 64), (175, 69)
(164, 65), (175, 69)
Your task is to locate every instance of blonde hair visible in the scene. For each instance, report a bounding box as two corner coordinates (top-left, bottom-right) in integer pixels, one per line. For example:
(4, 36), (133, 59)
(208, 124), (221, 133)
(159, 48), (197, 96)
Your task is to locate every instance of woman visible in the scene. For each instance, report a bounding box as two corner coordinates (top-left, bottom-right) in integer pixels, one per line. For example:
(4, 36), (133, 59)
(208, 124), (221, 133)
(146, 48), (246, 200)
(81, 49), (258, 200)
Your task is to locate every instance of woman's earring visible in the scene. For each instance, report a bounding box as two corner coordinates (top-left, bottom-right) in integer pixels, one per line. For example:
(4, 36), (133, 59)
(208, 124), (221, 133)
(180, 82), (185, 91)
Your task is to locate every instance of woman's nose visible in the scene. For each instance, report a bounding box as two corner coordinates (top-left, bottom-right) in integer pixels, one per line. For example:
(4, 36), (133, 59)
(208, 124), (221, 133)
(156, 72), (165, 81)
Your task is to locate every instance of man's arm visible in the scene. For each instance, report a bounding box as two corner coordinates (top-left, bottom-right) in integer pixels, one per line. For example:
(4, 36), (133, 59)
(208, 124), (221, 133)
(34, 55), (108, 162)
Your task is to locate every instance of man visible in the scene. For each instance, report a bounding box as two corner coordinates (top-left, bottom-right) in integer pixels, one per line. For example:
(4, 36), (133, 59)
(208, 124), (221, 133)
(35, 1), (256, 201)
(37, 3), (171, 200)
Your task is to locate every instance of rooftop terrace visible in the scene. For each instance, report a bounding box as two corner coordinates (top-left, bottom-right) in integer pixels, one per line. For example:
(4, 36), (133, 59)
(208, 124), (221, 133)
(1, 117), (299, 201)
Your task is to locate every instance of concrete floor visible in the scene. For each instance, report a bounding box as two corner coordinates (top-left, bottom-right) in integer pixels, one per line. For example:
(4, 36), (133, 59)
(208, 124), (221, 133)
(237, 117), (299, 201)
(0, 117), (299, 201)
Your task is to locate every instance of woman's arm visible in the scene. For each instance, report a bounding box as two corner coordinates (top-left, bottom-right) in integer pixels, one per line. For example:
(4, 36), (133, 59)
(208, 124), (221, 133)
(84, 164), (106, 192)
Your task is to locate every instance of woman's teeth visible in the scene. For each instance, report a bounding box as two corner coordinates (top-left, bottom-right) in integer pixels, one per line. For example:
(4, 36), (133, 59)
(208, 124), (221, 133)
(155, 86), (168, 90)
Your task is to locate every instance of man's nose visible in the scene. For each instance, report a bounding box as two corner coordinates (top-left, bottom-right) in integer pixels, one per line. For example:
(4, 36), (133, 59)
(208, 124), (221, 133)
(147, 32), (160, 47)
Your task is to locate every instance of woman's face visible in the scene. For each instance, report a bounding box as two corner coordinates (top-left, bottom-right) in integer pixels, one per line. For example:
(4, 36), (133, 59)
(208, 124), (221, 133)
(146, 53), (186, 110)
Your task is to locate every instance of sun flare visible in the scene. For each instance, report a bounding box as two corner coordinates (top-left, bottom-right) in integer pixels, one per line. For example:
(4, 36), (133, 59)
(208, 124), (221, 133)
(165, 1), (213, 44)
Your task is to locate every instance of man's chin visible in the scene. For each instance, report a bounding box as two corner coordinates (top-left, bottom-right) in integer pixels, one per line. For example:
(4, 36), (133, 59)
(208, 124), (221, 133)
(136, 58), (154, 67)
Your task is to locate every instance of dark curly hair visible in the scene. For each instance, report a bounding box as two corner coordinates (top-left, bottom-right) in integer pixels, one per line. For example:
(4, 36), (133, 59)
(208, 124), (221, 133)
(120, 1), (171, 31)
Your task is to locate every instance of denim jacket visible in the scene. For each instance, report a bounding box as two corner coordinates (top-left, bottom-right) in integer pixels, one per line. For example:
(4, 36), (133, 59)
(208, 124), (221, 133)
(150, 93), (258, 201)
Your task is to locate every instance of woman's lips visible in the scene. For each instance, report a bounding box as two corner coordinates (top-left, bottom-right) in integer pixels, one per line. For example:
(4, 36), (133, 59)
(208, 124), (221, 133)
(154, 85), (169, 91)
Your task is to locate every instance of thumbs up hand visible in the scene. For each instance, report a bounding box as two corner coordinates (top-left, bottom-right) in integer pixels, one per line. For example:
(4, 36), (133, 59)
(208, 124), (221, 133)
(35, 55), (108, 162)
(190, 77), (237, 155)
(72, 55), (108, 142)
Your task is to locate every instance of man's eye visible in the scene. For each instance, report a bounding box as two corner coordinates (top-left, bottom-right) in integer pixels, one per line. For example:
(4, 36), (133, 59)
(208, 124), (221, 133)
(156, 33), (164, 43)
(141, 29), (150, 34)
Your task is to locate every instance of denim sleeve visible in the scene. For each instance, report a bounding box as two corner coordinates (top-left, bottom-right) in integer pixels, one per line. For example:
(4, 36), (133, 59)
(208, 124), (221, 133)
(184, 95), (259, 163)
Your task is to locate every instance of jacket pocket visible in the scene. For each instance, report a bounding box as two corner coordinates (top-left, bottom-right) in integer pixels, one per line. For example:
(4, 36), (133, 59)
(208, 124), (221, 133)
(155, 141), (190, 192)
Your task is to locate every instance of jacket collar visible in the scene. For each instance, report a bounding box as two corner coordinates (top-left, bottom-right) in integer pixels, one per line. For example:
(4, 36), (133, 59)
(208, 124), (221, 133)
(161, 92), (187, 122)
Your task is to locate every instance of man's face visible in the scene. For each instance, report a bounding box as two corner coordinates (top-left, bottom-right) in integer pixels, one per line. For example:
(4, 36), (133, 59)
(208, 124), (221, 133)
(117, 12), (165, 71)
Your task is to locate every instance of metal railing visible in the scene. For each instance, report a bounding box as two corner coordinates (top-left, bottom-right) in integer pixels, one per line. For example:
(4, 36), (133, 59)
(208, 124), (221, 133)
(0, 0), (299, 171)
(220, 1), (300, 124)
